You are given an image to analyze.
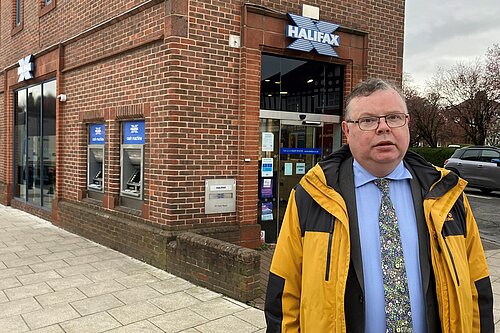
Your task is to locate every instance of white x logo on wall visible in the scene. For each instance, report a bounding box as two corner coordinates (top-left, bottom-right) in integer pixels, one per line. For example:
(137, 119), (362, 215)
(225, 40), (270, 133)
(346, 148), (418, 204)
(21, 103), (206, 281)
(17, 55), (35, 82)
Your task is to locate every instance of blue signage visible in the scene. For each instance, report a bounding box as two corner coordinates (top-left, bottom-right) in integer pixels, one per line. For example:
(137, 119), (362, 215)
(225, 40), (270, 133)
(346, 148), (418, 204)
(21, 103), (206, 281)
(280, 148), (322, 155)
(286, 14), (340, 57)
(123, 121), (145, 144)
(89, 124), (105, 144)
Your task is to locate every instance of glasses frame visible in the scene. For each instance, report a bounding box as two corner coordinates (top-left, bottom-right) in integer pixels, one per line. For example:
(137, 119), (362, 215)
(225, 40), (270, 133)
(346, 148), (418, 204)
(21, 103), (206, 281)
(346, 113), (409, 131)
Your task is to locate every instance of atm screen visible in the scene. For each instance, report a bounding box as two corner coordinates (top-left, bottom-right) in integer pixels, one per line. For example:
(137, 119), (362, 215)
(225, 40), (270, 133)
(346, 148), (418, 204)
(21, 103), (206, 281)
(128, 170), (141, 184)
(94, 170), (102, 180)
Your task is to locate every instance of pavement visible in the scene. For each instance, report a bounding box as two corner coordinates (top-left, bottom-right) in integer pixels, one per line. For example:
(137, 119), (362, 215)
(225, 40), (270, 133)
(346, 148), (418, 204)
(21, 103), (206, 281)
(1, 203), (500, 332)
(0, 205), (266, 333)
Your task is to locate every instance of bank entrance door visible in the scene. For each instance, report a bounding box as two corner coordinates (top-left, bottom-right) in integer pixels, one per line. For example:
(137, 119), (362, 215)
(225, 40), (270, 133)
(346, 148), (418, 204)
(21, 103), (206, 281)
(259, 111), (341, 243)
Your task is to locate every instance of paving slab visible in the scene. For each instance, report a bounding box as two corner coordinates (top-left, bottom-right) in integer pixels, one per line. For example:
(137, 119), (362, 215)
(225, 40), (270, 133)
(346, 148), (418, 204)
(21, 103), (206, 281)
(107, 301), (165, 325)
(105, 320), (164, 333)
(0, 315), (30, 333)
(0, 297), (42, 319)
(17, 271), (62, 286)
(70, 294), (124, 316)
(148, 308), (208, 333)
(22, 304), (80, 330)
(59, 312), (121, 333)
(4, 282), (53, 301)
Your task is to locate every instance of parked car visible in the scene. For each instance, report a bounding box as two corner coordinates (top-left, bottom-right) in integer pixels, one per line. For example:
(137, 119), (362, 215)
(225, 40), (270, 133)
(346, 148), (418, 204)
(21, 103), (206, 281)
(444, 146), (500, 193)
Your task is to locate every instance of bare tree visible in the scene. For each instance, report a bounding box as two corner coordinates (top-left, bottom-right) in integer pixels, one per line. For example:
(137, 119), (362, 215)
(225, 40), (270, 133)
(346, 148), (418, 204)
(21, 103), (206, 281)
(403, 75), (447, 147)
(429, 45), (500, 146)
(484, 44), (500, 146)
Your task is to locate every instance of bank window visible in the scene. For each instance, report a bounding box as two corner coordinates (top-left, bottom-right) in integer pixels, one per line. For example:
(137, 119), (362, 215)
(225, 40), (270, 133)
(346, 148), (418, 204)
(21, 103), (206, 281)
(39, 0), (56, 16)
(14, 80), (57, 208)
(260, 54), (344, 115)
(15, 0), (21, 25)
(12, 0), (23, 30)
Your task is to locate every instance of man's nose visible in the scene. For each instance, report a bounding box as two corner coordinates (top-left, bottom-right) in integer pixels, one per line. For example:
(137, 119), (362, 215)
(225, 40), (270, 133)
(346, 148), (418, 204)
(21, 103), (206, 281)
(376, 117), (391, 132)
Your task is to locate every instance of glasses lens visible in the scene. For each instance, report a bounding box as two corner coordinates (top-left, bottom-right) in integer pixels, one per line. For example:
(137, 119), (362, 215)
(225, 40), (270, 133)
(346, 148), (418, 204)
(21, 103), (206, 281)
(356, 114), (407, 130)
(386, 114), (406, 127)
(358, 117), (379, 130)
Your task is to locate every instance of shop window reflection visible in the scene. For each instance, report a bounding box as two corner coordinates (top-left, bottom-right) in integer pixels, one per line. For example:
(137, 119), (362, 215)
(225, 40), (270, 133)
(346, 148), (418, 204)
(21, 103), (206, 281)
(14, 79), (56, 208)
(260, 54), (344, 115)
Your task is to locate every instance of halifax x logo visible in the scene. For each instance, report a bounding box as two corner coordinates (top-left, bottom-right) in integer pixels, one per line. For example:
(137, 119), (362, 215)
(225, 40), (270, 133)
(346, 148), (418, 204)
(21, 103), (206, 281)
(17, 55), (35, 82)
(286, 14), (340, 57)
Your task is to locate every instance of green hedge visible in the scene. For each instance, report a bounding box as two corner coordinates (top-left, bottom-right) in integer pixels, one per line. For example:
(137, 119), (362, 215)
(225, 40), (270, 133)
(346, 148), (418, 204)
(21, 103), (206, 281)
(409, 147), (457, 167)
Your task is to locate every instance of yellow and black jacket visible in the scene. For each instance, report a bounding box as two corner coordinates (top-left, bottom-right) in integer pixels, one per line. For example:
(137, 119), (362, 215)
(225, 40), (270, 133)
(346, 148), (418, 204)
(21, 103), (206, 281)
(265, 145), (493, 332)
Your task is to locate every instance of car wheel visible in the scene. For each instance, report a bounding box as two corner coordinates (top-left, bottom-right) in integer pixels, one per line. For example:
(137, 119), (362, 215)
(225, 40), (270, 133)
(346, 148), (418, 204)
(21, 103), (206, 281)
(447, 168), (460, 177)
(480, 188), (493, 194)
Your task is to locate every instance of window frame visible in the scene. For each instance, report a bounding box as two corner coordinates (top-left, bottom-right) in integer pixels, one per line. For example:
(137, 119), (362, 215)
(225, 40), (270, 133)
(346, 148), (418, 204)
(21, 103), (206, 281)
(39, 0), (56, 17)
(11, 0), (24, 35)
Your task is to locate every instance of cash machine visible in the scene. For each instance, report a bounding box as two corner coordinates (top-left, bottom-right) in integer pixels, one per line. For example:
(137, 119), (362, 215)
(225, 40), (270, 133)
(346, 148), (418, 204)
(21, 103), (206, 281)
(120, 121), (145, 205)
(87, 124), (105, 199)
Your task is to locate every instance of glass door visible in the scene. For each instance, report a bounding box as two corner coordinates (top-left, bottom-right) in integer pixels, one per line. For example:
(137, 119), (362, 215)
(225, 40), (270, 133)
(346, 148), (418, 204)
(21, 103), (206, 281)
(278, 122), (322, 231)
(258, 115), (341, 243)
(14, 80), (56, 208)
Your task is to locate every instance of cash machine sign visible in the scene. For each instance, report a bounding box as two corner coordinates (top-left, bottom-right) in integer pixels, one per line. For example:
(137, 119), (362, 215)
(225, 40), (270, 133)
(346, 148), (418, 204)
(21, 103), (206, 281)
(90, 124), (106, 144)
(123, 121), (145, 144)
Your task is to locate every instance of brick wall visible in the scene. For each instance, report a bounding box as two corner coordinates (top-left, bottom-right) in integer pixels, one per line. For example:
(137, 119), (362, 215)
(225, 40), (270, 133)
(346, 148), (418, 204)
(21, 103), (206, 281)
(1, 0), (405, 248)
(166, 232), (261, 302)
(0, 73), (4, 186)
(1, 0), (404, 304)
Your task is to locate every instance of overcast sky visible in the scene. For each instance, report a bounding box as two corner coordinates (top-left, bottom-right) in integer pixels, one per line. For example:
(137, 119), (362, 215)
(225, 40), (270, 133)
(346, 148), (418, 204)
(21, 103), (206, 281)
(403, 0), (500, 90)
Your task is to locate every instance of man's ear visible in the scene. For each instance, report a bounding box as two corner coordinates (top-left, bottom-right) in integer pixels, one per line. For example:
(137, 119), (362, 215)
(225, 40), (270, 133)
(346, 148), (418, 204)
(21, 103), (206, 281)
(342, 121), (350, 138)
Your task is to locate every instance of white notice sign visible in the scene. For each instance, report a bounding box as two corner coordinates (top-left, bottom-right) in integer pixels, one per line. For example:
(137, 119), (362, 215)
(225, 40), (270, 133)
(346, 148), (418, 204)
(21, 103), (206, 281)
(296, 163), (306, 175)
(262, 132), (274, 152)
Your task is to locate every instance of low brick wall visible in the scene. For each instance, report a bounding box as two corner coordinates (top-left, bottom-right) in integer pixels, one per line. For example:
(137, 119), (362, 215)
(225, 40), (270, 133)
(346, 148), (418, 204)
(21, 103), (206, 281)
(55, 200), (261, 303)
(167, 232), (261, 302)
(57, 200), (173, 269)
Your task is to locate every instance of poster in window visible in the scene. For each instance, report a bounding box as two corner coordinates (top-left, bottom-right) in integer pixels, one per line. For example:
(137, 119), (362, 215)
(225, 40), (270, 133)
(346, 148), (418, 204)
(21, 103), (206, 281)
(261, 158), (273, 177)
(262, 132), (274, 152)
(261, 202), (273, 221)
(296, 162), (306, 175)
(261, 178), (273, 198)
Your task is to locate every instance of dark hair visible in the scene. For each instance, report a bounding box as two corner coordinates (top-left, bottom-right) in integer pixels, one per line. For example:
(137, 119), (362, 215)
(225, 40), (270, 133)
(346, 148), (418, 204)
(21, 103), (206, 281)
(344, 78), (407, 119)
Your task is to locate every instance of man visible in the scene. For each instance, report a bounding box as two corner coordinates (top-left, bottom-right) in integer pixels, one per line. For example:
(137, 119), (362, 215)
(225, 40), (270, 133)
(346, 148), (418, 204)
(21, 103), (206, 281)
(264, 78), (493, 332)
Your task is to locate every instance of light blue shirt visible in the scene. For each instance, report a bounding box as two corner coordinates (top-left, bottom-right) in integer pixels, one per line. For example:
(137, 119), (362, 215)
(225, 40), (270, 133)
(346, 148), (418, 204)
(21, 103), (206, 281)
(353, 160), (426, 333)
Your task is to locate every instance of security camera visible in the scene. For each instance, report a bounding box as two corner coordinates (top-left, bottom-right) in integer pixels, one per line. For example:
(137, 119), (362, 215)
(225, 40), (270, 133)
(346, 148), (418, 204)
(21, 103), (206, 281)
(56, 94), (67, 102)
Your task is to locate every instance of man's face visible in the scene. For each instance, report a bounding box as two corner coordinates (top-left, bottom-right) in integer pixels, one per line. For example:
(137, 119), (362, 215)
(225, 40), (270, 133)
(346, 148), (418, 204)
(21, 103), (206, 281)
(341, 88), (410, 177)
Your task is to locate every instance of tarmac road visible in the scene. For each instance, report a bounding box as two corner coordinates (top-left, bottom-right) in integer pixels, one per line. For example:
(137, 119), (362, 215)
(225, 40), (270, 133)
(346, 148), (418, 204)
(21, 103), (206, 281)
(465, 188), (500, 250)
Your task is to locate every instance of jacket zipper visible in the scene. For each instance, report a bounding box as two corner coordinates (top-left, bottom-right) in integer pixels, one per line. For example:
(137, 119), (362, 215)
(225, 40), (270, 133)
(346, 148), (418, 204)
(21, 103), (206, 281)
(325, 217), (334, 281)
(433, 232), (451, 329)
(443, 236), (460, 286)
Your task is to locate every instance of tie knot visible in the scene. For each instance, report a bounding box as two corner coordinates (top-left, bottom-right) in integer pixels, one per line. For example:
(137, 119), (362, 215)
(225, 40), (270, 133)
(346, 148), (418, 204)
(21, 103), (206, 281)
(374, 178), (390, 195)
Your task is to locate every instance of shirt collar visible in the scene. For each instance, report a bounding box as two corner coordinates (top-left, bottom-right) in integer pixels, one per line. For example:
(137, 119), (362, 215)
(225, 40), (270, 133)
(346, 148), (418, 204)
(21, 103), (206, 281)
(353, 159), (413, 188)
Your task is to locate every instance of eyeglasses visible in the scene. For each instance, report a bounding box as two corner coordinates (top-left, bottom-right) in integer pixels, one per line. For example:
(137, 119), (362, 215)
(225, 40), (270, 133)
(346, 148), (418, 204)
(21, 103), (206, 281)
(346, 113), (409, 131)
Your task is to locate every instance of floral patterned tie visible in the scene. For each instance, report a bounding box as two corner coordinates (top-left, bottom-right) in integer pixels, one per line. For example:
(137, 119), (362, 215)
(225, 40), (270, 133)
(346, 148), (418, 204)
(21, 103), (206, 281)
(374, 178), (413, 333)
